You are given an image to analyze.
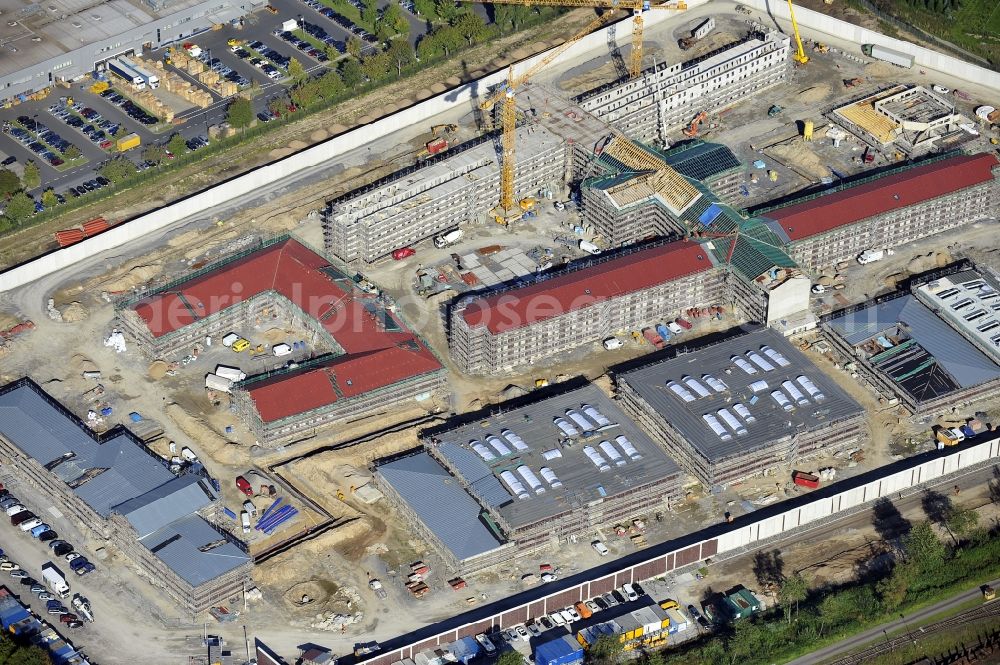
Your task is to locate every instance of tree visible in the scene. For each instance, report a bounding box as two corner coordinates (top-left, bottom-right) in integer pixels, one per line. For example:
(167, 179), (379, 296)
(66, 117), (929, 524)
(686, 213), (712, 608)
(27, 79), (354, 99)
(98, 156), (137, 184)
(588, 635), (623, 665)
(316, 70), (344, 99)
(268, 95), (289, 118)
(288, 57), (307, 81)
(752, 549), (785, 592)
(22, 161), (40, 190)
(419, 25), (463, 58)
(434, 0), (461, 21)
(496, 651), (522, 665)
(386, 39), (416, 76)
(453, 11), (488, 45)
(346, 36), (363, 58)
(0, 169), (20, 197)
(340, 58), (365, 87)
(362, 52), (391, 82)
(3, 191), (35, 225)
(114, 124), (128, 138)
(63, 144), (81, 159)
(247, 79), (263, 99)
(291, 81), (320, 109)
(778, 573), (808, 624)
(413, 0), (434, 16)
(903, 521), (947, 569)
(361, 0), (378, 27)
(383, 1), (408, 36)
(142, 144), (167, 167)
(167, 133), (188, 158)
(226, 96), (254, 132)
(325, 44), (341, 62)
(945, 505), (978, 543)
(41, 189), (57, 209)
(876, 562), (913, 610)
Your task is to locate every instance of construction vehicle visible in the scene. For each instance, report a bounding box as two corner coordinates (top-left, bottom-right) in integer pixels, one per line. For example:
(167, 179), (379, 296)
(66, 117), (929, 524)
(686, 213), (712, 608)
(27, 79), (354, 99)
(369, 579), (388, 599)
(682, 111), (707, 137)
(464, 0), (686, 81)
(430, 124), (457, 137)
(785, 0), (809, 65)
(768, 105), (783, 117)
(812, 42), (829, 53)
(983, 585), (996, 602)
(519, 197), (538, 211)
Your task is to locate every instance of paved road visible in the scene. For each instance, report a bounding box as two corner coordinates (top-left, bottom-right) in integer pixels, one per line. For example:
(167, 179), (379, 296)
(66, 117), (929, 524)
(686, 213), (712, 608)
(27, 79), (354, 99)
(788, 578), (1000, 665)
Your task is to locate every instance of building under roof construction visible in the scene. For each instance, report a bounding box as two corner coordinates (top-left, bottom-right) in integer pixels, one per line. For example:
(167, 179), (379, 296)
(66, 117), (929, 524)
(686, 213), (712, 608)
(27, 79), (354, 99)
(755, 152), (1000, 271)
(616, 326), (866, 487)
(375, 383), (683, 572)
(0, 378), (251, 615)
(116, 236), (444, 446)
(913, 267), (1000, 364)
(448, 239), (727, 374)
(577, 31), (790, 144)
(823, 264), (1000, 414)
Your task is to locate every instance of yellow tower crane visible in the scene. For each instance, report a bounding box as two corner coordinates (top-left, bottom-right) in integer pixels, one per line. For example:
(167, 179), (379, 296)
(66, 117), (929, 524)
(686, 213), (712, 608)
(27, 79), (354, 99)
(479, 11), (616, 224)
(465, 0), (686, 81)
(785, 0), (809, 65)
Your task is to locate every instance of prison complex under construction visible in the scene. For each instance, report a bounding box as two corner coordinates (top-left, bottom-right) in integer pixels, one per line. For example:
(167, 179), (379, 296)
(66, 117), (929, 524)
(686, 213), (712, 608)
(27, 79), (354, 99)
(116, 236), (445, 446)
(375, 383), (684, 572)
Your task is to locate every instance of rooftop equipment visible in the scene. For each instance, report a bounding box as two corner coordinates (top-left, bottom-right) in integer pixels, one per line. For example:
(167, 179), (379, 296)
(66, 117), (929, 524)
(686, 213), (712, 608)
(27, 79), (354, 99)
(499, 470), (530, 499)
(781, 380), (810, 405)
(683, 376), (712, 398)
(761, 345), (791, 367)
(732, 356), (758, 375)
(539, 467), (563, 488)
(501, 429), (530, 451)
(471, 441), (496, 461)
(733, 403), (757, 423)
(582, 404), (612, 428)
(747, 351), (776, 372)
(667, 381), (696, 402)
(615, 435), (642, 460)
(566, 409), (595, 431)
(599, 440), (627, 466)
(517, 466), (546, 494)
(582, 446), (611, 472)
(796, 376), (825, 401)
(703, 414), (732, 440)
(553, 417), (579, 437)
(717, 408), (748, 435)
(703, 374), (728, 392)
(771, 390), (794, 411)
(486, 435), (512, 457)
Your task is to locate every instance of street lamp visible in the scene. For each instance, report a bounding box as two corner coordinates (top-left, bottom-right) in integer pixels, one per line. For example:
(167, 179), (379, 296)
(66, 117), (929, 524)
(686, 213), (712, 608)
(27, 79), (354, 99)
(899, 613), (917, 646)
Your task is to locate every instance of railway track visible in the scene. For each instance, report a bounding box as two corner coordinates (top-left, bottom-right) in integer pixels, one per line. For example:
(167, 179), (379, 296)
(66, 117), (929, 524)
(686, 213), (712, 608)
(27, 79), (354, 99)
(828, 600), (1000, 665)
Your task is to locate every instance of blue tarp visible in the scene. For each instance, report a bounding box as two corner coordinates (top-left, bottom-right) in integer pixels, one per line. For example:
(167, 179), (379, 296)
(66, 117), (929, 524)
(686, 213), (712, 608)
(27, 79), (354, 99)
(449, 636), (481, 665)
(698, 203), (722, 226)
(535, 635), (584, 665)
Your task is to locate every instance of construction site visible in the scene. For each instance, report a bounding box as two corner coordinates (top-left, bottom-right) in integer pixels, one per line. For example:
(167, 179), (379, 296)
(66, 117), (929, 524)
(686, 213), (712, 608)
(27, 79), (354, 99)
(3, 0), (1000, 661)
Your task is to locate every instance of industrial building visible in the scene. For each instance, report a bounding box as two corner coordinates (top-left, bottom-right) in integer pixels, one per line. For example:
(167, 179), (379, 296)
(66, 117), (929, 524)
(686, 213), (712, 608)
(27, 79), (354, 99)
(616, 327), (867, 487)
(823, 264), (1000, 414)
(116, 236), (445, 446)
(832, 85), (973, 157)
(447, 239), (727, 375)
(0, 0), (256, 103)
(577, 30), (790, 144)
(755, 152), (1000, 271)
(323, 126), (565, 264)
(375, 383), (684, 573)
(0, 378), (252, 615)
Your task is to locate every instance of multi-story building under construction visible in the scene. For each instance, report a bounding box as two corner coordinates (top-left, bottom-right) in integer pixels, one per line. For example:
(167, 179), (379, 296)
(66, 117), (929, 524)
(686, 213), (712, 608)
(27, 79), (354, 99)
(577, 30), (790, 144)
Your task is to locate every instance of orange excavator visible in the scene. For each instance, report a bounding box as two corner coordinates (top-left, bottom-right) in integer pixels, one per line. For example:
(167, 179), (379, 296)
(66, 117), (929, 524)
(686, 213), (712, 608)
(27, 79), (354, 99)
(682, 111), (707, 138)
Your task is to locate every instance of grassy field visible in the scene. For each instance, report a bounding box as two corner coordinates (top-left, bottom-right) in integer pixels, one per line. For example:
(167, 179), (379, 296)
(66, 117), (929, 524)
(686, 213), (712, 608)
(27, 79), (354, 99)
(874, 0), (1000, 65)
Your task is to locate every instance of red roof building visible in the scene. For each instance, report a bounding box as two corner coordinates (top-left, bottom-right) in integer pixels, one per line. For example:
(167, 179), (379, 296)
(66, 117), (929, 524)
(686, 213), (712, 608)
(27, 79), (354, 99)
(122, 238), (443, 444)
(449, 240), (727, 374)
(763, 153), (999, 242)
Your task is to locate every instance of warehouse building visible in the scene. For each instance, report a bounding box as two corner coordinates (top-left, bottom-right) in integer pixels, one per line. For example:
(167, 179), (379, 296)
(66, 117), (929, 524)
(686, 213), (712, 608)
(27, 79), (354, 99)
(913, 266), (1000, 364)
(0, 0), (256, 103)
(447, 239), (727, 375)
(0, 378), (252, 615)
(323, 126), (565, 264)
(117, 236), (445, 446)
(755, 152), (1000, 271)
(577, 31), (790, 144)
(823, 265), (1000, 414)
(616, 327), (866, 487)
(376, 383), (684, 573)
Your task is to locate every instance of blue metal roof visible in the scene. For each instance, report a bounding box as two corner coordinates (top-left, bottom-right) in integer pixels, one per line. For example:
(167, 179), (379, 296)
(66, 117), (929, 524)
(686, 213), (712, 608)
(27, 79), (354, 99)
(140, 514), (250, 587)
(379, 452), (504, 562)
(116, 474), (216, 538)
(438, 442), (512, 508)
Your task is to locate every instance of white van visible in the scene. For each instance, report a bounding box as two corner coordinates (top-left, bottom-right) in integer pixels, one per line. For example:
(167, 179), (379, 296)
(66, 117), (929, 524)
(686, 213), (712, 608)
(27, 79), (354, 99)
(603, 337), (624, 350)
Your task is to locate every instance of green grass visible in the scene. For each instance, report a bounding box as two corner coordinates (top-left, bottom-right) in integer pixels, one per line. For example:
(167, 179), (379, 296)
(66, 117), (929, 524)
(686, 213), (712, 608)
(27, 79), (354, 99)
(875, 0), (1000, 65)
(317, 0), (376, 33)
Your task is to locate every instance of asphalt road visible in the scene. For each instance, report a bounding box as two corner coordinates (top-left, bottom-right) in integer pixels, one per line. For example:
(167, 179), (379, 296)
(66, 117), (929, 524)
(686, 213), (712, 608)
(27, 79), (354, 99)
(787, 578), (1000, 665)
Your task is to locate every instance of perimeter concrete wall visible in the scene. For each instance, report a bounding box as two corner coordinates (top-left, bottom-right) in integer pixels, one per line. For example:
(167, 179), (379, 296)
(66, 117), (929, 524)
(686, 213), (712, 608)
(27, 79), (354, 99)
(354, 434), (1000, 665)
(0, 2), (709, 293)
(743, 0), (1000, 90)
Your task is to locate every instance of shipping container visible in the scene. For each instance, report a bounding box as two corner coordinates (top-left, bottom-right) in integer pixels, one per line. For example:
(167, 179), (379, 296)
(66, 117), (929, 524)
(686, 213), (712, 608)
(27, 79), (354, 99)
(107, 58), (145, 89)
(861, 44), (914, 68)
(793, 471), (820, 488)
(536, 634), (584, 665)
(116, 132), (141, 152)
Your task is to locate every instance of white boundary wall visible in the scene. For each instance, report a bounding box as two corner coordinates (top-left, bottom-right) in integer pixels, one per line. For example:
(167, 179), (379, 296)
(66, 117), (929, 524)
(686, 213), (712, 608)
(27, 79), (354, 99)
(0, 3), (707, 293)
(742, 0), (1000, 89)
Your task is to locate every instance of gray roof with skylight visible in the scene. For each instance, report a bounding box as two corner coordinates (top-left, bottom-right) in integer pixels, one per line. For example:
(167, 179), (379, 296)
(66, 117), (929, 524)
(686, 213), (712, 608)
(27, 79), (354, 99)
(618, 328), (865, 463)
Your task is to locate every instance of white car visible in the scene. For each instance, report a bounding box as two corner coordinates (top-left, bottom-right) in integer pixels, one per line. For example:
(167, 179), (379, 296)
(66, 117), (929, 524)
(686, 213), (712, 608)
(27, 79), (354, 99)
(622, 583), (639, 602)
(515, 625), (529, 640)
(526, 622), (542, 638)
(549, 612), (566, 626)
(564, 606), (581, 622)
(602, 337), (624, 350)
(592, 540), (610, 556)
(5, 504), (26, 516)
(932, 84), (950, 94)
(474, 634), (496, 654)
(559, 609), (575, 624)
(667, 321), (683, 335)
(19, 518), (42, 532)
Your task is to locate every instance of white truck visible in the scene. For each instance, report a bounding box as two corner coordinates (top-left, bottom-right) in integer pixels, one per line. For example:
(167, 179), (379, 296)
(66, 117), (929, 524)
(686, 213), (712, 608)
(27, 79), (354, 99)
(861, 44), (914, 69)
(433, 229), (463, 248)
(241, 510), (251, 534)
(857, 248), (895, 264)
(71, 594), (94, 622)
(42, 562), (70, 599)
(579, 240), (601, 255)
(215, 365), (247, 382)
(281, 18), (299, 32)
(205, 374), (233, 393)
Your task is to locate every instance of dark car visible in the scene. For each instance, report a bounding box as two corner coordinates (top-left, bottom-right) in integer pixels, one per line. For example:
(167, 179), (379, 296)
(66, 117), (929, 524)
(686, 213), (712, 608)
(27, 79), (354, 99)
(68, 557), (89, 571)
(19, 576), (36, 587)
(75, 562), (95, 576)
(38, 530), (58, 543)
(52, 542), (74, 557)
(59, 613), (78, 624)
(47, 606), (67, 615)
(10, 511), (34, 526)
(1, 156), (15, 166)
(45, 600), (62, 610)
(67, 187), (79, 197)
(95, 176), (110, 187)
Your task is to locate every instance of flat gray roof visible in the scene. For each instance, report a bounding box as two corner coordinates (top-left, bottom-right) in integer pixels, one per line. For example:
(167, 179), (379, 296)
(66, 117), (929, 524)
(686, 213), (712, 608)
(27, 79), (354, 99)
(0, 379), (249, 588)
(427, 383), (681, 530)
(377, 452), (505, 562)
(915, 269), (1000, 365)
(618, 328), (865, 463)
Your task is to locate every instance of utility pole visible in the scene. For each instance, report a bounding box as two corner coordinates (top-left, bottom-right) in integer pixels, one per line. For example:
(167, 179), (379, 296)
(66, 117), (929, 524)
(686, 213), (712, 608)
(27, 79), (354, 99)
(243, 624), (251, 664)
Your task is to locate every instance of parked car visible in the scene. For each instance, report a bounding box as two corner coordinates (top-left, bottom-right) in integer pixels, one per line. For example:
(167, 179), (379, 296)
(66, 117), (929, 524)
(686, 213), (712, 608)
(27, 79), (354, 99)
(1, 156), (15, 166)
(59, 613), (78, 624)
(38, 530), (58, 543)
(37, 592), (53, 601)
(0, 562), (19, 572)
(9, 570), (28, 579)
(30, 584), (45, 595)
(19, 577), (36, 587)
(592, 540), (609, 556)
(622, 583), (639, 602)
(65, 552), (81, 562)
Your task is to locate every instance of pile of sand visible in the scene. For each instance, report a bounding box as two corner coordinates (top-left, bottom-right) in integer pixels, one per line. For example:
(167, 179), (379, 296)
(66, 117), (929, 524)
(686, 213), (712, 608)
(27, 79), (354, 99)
(148, 360), (169, 380)
(99, 264), (161, 292)
(310, 129), (329, 142)
(906, 251), (952, 274)
(768, 143), (830, 180)
(269, 147), (294, 159)
(71, 354), (98, 374)
(329, 124), (348, 135)
(817, 275), (835, 286)
(288, 139), (308, 151)
(865, 62), (895, 78)
(797, 84), (831, 104)
(60, 302), (88, 323)
(167, 229), (203, 248)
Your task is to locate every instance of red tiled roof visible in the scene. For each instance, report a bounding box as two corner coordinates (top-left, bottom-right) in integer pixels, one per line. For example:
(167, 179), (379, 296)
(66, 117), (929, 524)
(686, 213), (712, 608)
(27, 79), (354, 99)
(461, 240), (713, 334)
(764, 153), (998, 241)
(246, 341), (441, 422)
(131, 238), (442, 422)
